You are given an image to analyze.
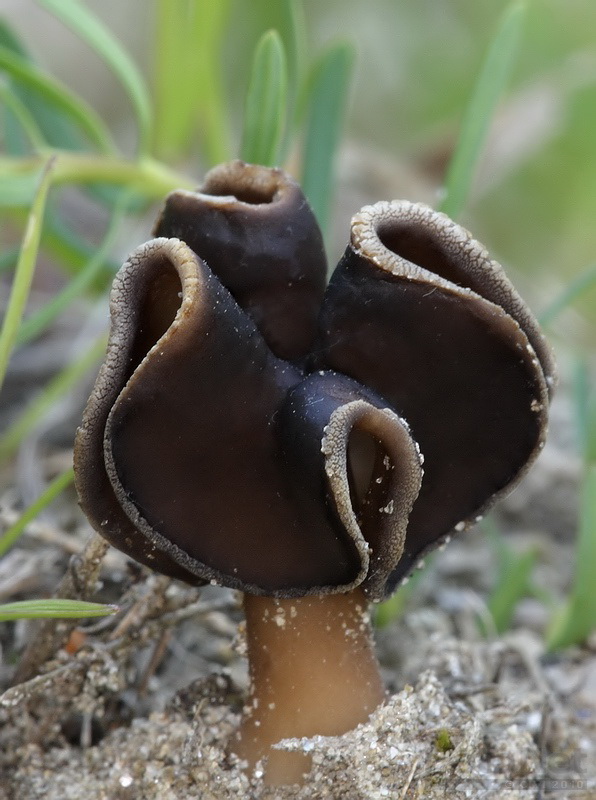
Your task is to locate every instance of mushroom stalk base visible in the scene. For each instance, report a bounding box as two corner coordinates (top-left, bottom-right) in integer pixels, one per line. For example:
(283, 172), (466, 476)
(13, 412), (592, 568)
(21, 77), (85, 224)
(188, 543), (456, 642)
(233, 588), (386, 786)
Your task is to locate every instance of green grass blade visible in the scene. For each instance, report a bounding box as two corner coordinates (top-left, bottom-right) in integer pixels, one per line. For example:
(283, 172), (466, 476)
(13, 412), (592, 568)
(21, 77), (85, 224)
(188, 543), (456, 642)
(547, 463), (596, 650)
(0, 22), (145, 208)
(0, 153), (193, 199)
(17, 194), (130, 345)
(0, 19), (36, 155)
(539, 263), (596, 326)
(0, 598), (118, 621)
(4, 207), (118, 283)
(280, 0), (307, 97)
(588, 392), (596, 466)
(479, 516), (537, 635)
(0, 157), (55, 394)
(547, 370), (596, 650)
(153, 0), (193, 158)
(0, 19), (26, 51)
(0, 169), (43, 208)
(249, 0), (306, 97)
(36, 0), (152, 156)
(570, 461), (596, 627)
(374, 559), (432, 629)
(154, 0), (232, 162)
(1, 101), (27, 156)
(240, 30), (287, 167)
(570, 360), (596, 464)
(40, 213), (119, 284)
(0, 20), (91, 155)
(486, 548), (536, 634)
(440, 1), (527, 219)
(0, 83), (46, 152)
(0, 45), (116, 155)
(374, 584), (411, 629)
(572, 360), (591, 461)
(300, 41), (355, 234)
(191, 0), (232, 165)
(0, 336), (107, 465)
(0, 468), (75, 557)
(277, 0), (307, 158)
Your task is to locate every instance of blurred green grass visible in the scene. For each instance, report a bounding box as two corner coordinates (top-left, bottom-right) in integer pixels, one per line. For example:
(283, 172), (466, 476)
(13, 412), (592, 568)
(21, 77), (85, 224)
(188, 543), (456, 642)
(4, 0), (595, 309)
(213, 0), (586, 333)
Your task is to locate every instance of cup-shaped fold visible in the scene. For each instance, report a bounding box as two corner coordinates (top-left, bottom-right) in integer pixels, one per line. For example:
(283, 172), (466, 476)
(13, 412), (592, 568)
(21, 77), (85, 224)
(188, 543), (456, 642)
(154, 160), (327, 361)
(314, 200), (555, 589)
(278, 372), (423, 599)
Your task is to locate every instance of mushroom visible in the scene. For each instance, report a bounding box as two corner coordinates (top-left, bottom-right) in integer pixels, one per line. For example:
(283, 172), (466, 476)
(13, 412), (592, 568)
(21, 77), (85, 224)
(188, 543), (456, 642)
(73, 163), (554, 786)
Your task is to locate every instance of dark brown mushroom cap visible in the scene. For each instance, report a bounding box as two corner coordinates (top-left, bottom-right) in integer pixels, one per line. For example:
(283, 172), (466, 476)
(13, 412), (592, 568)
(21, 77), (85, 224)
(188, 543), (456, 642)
(153, 160), (327, 361)
(74, 238), (423, 597)
(314, 200), (556, 591)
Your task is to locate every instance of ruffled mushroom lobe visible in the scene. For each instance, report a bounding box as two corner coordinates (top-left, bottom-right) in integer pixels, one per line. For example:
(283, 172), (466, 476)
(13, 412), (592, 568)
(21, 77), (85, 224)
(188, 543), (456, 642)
(277, 371), (423, 600)
(74, 239), (206, 584)
(316, 200), (556, 590)
(154, 160), (327, 361)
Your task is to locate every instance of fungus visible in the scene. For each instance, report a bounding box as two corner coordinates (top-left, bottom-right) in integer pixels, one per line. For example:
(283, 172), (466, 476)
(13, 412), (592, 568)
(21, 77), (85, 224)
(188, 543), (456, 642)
(73, 162), (554, 786)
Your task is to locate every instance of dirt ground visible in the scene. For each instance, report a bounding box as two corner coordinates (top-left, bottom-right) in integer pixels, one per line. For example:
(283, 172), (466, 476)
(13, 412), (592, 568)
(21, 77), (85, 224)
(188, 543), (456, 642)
(1, 368), (595, 799)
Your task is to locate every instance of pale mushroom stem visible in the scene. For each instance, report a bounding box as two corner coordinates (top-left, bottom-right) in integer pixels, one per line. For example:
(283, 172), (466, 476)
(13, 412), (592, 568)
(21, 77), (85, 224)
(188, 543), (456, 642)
(233, 587), (386, 785)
